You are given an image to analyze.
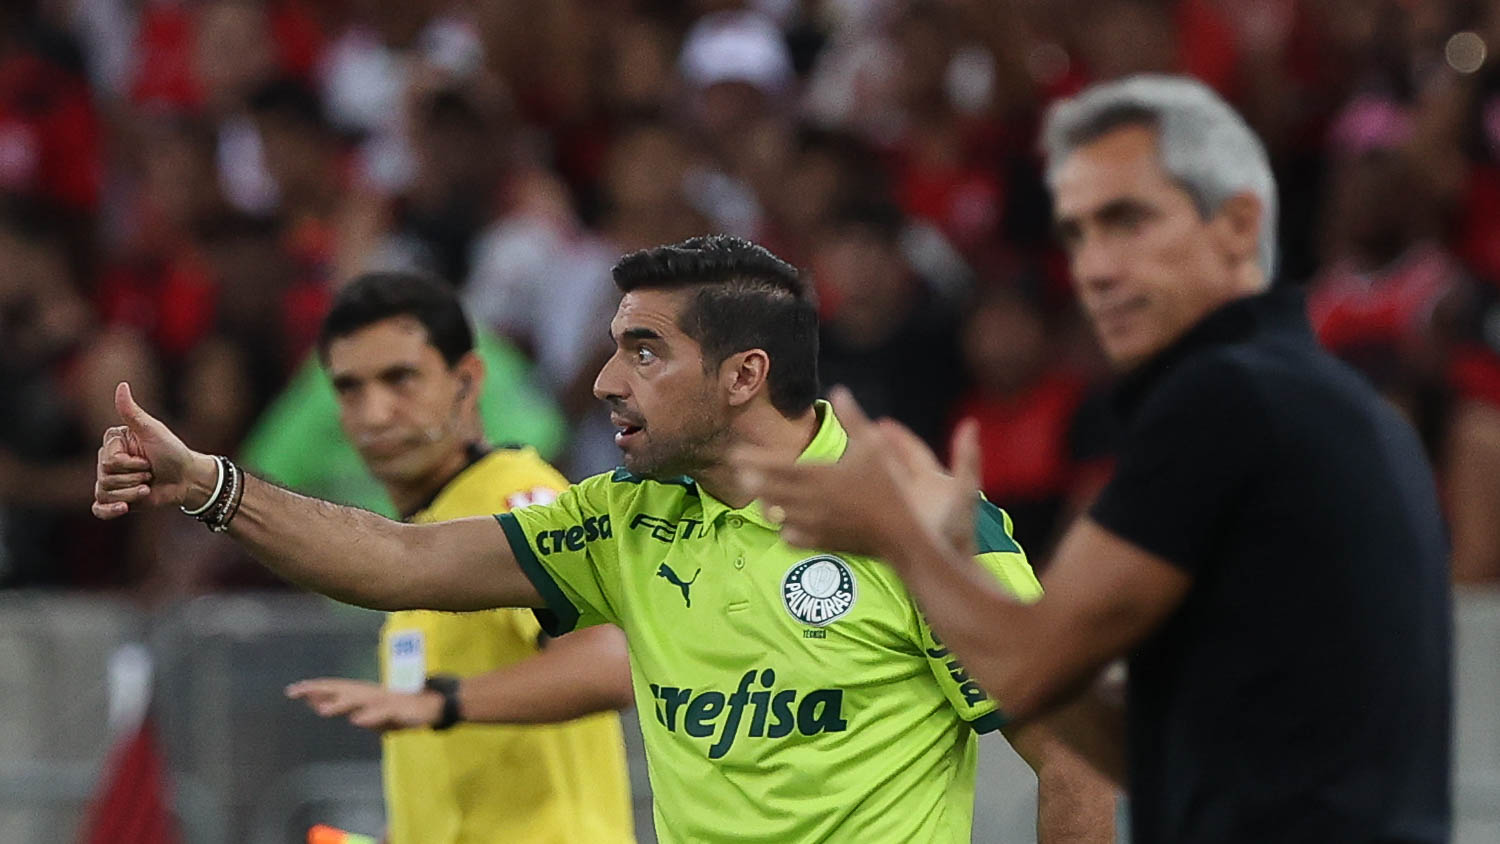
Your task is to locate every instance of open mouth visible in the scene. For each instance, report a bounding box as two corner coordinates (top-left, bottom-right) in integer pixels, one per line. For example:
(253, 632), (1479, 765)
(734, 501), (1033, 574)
(612, 414), (645, 446)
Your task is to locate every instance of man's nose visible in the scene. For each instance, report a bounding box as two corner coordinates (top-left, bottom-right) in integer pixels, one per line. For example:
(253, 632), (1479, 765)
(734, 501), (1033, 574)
(594, 353), (627, 403)
(1073, 235), (1122, 294)
(357, 387), (400, 428)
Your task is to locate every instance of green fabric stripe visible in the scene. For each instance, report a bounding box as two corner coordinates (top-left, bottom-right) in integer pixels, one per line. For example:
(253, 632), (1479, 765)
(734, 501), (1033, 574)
(968, 710), (1009, 734)
(496, 513), (579, 636)
(609, 467), (696, 489)
(973, 500), (1022, 554)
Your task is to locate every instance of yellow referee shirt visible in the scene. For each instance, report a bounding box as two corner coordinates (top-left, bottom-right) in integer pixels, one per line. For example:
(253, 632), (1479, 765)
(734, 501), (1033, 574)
(379, 446), (634, 844)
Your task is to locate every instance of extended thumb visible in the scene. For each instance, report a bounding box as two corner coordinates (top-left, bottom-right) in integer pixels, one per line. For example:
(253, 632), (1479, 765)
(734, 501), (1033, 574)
(114, 382), (156, 430)
(828, 385), (873, 435)
(951, 418), (982, 494)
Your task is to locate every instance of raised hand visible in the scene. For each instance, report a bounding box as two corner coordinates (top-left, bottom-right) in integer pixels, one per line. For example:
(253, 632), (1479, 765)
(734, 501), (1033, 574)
(731, 386), (985, 561)
(877, 412), (983, 556)
(92, 382), (216, 519)
(286, 678), (443, 732)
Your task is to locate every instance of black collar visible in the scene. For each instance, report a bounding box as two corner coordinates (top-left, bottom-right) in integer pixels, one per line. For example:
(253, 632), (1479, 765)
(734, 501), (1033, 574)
(1111, 285), (1311, 419)
(399, 441), (493, 521)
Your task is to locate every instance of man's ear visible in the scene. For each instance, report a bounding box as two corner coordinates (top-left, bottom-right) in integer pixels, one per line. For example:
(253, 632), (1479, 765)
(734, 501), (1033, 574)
(722, 349), (771, 408)
(1212, 192), (1263, 268)
(454, 352), (485, 405)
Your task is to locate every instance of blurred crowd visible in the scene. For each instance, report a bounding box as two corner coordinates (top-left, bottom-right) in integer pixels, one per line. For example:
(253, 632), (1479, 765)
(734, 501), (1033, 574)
(4, 0), (1500, 598)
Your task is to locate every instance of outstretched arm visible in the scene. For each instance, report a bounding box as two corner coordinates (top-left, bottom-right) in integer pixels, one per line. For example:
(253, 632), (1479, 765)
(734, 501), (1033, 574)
(93, 383), (541, 611)
(735, 388), (1189, 722)
(286, 625), (633, 729)
(886, 515), (1187, 721)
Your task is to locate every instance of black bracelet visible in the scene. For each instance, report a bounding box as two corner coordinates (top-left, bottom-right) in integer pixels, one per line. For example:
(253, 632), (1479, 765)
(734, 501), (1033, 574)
(205, 458), (235, 532)
(424, 674), (463, 731)
(182, 455), (236, 529)
(207, 459), (245, 533)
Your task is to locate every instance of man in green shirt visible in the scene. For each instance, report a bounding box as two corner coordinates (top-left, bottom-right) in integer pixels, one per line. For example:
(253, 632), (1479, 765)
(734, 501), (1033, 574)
(92, 236), (1113, 842)
(240, 328), (566, 517)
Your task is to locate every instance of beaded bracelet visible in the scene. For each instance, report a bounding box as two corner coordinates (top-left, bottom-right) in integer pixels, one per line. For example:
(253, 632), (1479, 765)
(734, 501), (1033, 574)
(206, 459), (235, 532)
(180, 455), (246, 532)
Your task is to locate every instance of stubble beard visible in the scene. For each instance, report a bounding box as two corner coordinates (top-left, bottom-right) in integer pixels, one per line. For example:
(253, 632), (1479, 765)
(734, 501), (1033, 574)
(624, 403), (728, 480)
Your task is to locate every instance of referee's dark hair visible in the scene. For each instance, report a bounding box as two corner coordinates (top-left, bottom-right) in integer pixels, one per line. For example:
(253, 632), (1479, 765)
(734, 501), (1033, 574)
(318, 271), (474, 366)
(612, 235), (820, 418)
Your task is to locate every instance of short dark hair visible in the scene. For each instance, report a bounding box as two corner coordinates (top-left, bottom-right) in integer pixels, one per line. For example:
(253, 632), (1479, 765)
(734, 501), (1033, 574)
(248, 77), (329, 135)
(318, 271), (474, 366)
(612, 235), (819, 417)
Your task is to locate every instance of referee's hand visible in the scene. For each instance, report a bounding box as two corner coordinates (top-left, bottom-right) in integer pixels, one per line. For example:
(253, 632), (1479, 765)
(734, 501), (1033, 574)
(733, 386), (983, 559)
(286, 678), (444, 732)
(92, 382), (218, 519)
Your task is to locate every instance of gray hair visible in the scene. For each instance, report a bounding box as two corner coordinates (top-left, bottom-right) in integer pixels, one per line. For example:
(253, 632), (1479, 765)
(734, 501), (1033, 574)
(1041, 74), (1278, 282)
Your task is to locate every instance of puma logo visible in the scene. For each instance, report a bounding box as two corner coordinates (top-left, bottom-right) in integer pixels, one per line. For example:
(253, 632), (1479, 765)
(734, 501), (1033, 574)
(657, 563), (701, 607)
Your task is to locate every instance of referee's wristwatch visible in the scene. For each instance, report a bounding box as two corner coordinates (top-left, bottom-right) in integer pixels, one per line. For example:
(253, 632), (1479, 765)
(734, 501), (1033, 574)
(424, 674), (464, 731)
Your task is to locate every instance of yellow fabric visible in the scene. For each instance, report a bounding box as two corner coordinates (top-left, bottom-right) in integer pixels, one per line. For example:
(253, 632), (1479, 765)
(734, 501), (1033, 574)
(379, 448), (635, 844)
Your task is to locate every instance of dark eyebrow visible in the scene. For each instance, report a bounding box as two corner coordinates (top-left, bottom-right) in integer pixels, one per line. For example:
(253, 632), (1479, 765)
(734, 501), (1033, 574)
(330, 373), (359, 391)
(377, 363), (421, 380)
(621, 328), (663, 342)
(1053, 197), (1151, 244)
(1095, 197), (1151, 224)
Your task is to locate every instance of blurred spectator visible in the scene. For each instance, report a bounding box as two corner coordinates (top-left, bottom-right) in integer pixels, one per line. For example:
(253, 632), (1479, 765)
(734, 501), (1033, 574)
(680, 8), (795, 140)
(677, 8), (798, 239)
(802, 0), (910, 142)
(815, 200), (964, 448)
(467, 119), (711, 476)
(0, 7), (103, 216)
(950, 284), (1113, 560)
(195, 0), (284, 213)
(1308, 96), (1468, 448)
(192, 211), (314, 444)
(548, 14), (681, 218)
(3, 0), (1500, 593)
(318, 0), (481, 195)
(881, 3), (1008, 254)
(245, 75), (354, 310)
(95, 114), (224, 361)
(0, 200), (158, 588)
(1443, 2), (1500, 584)
(1451, 3), (1500, 287)
(364, 79), (511, 284)
(131, 0), (325, 215)
(759, 127), (887, 266)
(1446, 278), (1500, 583)
(249, 78), (344, 229)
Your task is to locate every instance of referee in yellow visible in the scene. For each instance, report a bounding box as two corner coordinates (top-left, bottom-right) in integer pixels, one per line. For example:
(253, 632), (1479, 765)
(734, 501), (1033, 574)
(282, 272), (635, 844)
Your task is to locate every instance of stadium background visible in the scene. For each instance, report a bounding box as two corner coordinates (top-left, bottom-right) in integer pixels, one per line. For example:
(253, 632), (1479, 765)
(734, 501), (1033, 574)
(0, 0), (1498, 840)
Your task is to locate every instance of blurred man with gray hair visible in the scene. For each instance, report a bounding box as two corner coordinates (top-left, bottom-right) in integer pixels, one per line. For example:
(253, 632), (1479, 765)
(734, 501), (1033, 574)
(736, 74), (1451, 843)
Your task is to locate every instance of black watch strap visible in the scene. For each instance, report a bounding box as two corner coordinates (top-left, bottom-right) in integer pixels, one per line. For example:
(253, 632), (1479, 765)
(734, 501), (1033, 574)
(424, 674), (463, 731)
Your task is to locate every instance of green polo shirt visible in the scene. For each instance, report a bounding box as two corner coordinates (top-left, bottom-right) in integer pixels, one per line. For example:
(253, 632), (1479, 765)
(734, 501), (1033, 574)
(497, 401), (1041, 843)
